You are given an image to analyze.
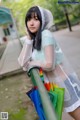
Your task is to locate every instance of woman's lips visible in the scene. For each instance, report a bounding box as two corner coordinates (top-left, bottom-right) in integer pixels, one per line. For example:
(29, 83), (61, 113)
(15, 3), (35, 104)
(29, 27), (35, 29)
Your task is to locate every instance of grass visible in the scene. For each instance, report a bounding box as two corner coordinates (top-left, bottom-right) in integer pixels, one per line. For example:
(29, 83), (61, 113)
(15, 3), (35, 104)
(0, 73), (38, 120)
(8, 108), (26, 120)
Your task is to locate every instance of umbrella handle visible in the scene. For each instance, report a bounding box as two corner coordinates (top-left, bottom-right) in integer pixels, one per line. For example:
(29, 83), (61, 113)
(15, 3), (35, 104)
(27, 66), (41, 76)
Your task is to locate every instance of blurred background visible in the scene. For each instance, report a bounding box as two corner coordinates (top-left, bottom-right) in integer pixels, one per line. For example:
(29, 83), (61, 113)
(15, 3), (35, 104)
(0, 0), (80, 120)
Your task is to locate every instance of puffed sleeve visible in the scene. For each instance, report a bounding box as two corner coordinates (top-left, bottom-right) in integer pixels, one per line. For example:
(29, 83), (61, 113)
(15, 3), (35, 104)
(41, 30), (56, 71)
(42, 30), (56, 48)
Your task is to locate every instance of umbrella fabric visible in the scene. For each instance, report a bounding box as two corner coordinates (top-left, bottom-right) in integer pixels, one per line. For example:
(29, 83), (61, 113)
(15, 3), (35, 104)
(48, 90), (58, 108)
(49, 87), (65, 120)
(44, 82), (64, 120)
(27, 68), (65, 120)
(26, 87), (64, 120)
(26, 88), (46, 120)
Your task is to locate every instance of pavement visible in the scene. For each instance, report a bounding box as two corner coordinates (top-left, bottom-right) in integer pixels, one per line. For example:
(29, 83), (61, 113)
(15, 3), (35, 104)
(0, 42), (7, 59)
(0, 39), (22, 77)
(0, 25), (80, 119)
(54, 25), (80, 79)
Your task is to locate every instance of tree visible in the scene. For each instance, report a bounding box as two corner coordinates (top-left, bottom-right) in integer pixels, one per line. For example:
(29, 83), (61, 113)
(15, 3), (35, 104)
(2, 0), (79, 35)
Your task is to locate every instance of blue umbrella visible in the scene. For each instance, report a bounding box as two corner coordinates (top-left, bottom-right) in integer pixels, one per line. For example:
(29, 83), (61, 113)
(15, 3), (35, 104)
(26, 88), (46, 120)
(26, 88), (58, 120)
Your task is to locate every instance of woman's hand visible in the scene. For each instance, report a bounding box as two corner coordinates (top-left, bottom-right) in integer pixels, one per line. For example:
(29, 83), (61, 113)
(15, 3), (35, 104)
(25, 29), (31, 40)
(22, 60), (31, 71)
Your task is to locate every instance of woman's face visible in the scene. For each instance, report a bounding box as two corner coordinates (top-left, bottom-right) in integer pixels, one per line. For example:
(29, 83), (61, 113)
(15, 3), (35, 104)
(27, 13), (40, 33)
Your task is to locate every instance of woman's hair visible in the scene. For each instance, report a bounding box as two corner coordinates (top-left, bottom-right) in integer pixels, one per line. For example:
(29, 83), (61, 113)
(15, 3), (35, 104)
(25, 6), (42, 51)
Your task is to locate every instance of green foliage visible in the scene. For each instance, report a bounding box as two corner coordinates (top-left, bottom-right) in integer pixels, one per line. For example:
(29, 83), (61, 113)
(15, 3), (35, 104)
(2, 0), (80, 36)
(8, 109), (26, 120)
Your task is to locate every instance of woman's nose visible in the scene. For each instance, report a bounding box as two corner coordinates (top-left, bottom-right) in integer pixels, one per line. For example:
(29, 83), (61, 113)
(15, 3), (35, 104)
(30, 19), (34, 26)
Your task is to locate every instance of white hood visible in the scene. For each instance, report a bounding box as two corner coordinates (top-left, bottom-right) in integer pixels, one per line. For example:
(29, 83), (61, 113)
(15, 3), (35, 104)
(38, 6), (54, 30)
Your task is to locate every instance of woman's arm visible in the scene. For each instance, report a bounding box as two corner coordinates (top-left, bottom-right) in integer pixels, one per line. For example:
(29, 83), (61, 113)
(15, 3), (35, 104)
(18, 38), (33, 67)
(25, 45), (55, 71)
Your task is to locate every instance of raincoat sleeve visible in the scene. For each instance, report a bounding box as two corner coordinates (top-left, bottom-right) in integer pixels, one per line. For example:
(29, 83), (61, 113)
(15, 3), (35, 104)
(18, 39), (33, 68)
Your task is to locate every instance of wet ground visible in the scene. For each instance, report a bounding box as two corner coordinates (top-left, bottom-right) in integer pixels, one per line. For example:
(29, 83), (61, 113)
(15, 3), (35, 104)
(0, 73), (38, 120)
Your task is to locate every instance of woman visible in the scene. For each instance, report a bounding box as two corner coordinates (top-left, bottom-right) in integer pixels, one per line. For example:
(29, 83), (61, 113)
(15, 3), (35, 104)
(18, 6), (80, 120)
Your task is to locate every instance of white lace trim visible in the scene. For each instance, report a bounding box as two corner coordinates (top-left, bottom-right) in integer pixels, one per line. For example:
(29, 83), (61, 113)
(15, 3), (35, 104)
(64, 99), (80, 112)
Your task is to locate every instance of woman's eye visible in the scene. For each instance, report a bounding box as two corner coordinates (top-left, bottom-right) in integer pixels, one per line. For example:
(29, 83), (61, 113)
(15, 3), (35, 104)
(35, 17), (38, 20)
